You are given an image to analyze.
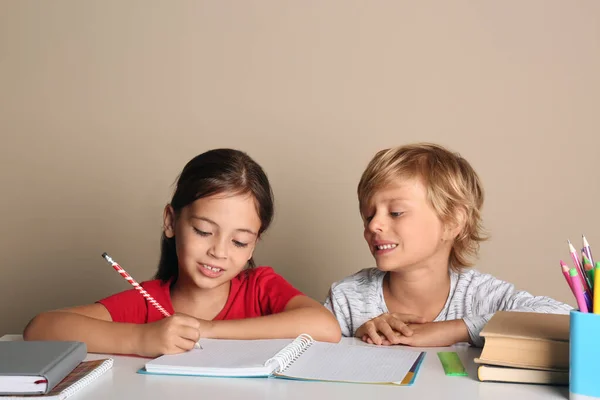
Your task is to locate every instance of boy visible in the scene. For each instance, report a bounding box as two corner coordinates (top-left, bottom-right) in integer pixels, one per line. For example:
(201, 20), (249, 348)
(324, 143), (571, 347)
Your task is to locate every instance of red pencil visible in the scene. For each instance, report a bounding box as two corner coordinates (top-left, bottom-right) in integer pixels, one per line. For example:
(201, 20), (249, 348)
(101, 252), (202, 350)
(102, 252), (171, 317)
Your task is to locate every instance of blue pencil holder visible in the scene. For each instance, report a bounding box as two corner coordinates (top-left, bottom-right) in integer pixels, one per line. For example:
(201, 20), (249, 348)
(570, 310), (600, 400)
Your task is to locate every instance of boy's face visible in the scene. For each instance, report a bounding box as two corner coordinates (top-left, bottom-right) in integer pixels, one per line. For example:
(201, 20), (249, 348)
(361, 177), (454, 273)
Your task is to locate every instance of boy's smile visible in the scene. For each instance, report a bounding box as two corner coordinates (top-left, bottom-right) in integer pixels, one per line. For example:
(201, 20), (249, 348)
(372, 240), (398, 255)
(362, 177), (453, 273)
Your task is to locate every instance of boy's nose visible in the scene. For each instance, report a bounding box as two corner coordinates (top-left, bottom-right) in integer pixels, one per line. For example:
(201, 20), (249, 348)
(367, 216), (386, 233)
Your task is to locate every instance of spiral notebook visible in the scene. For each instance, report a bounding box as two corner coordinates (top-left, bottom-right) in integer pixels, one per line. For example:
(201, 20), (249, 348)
(142, 334), (425, 385)
(4, 359), (113, 399)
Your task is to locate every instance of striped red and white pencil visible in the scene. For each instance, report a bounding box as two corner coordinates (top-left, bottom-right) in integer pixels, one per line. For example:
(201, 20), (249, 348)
(101, 252), (202, 349)
(102, 252), (171, 317)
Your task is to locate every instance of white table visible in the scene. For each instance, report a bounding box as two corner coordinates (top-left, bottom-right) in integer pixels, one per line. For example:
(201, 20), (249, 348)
(1, 335), (568, 400)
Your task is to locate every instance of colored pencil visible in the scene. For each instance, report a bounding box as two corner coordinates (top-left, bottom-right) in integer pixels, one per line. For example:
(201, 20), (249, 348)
(583, 234), (594, 265)
(594, 262), (600, 314)
(570, 268), (589, 313)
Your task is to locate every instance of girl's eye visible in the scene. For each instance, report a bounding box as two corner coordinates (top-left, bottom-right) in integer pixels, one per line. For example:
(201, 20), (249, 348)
(193, 228), (211, 236)
(390, 212), (403, 217)
(364, 215), (374, 223)
(233, 240), (248, 248)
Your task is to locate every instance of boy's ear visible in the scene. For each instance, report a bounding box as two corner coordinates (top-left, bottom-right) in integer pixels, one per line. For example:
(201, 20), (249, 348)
(444, 208), (467, 241)
(163, 204), (176, 238)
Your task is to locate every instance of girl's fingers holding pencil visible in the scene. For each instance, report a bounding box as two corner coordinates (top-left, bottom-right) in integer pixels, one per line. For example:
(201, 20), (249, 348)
(171, 313), (202, 329)
(175, 337), (199, 352)
(177, 326), (201, 342)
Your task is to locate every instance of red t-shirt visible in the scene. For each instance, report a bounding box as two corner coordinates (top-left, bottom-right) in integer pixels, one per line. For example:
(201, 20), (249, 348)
(97, 266), (303, 324)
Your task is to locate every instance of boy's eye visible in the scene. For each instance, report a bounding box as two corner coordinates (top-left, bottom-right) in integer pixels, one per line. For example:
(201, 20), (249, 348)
(364, 215), (374, 223)
(390, 212), (403, 217)
(233, 240), (248, 248)
(193, 227), (211, 236)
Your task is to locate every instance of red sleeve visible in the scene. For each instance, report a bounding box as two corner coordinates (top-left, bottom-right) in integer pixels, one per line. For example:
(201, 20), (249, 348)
(255, 267), (303, 314)
(97, 287), (149, 324)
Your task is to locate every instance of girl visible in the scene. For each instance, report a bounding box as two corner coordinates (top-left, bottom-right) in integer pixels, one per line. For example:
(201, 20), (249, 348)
(24, 149), (341, 357)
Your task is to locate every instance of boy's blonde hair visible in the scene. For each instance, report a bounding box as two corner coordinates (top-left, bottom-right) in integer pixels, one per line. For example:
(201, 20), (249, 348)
(357, 143), (488, 271)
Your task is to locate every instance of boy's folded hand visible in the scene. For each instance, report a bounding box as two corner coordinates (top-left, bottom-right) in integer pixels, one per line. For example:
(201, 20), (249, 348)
(355, 312), (426, 346)
(394, 320), (470, 347)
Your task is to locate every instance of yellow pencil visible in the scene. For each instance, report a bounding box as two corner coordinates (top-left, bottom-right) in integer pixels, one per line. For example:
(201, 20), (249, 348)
(594, 262), (600, 314)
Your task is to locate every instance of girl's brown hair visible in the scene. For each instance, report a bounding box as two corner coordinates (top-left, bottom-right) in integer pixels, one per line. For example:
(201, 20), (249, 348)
(156, 149), (274, 282)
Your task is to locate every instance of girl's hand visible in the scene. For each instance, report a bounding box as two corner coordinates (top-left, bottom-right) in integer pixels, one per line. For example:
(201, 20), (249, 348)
(355, 312), (426, 346)
(135, 313), (210, 357)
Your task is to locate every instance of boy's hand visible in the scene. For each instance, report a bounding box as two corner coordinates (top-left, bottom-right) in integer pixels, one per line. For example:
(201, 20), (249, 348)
(364, 320), (470, 347)
(135, 313), (213, 357)
(355, 313), (426, 345)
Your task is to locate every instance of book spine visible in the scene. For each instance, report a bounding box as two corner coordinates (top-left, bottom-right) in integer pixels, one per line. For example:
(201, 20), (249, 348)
(43, 343), (87, 394)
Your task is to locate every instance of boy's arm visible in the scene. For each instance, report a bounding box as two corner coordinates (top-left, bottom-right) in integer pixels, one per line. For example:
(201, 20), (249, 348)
(204, 295), (342, 342)
(463, 275), (573, 347)
(385, 319), (470, 347)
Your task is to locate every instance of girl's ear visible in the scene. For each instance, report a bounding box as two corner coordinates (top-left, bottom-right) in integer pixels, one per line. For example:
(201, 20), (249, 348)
(443, 207), (467, 241)
(163, 204), (176, 238)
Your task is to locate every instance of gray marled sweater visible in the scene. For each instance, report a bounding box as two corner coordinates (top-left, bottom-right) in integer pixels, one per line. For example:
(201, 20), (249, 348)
(324, 267), (572, 347)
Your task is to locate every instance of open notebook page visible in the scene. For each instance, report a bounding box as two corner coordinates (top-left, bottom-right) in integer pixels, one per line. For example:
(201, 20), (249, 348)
(145, 339), (293, 377)
(276, 342), (422, 384)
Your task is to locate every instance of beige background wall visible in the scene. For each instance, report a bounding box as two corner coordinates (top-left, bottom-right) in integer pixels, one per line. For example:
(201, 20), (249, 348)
(1, 1), (599, 335)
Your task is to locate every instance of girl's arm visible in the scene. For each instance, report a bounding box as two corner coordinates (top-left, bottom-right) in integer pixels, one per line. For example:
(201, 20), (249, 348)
(204, 295), (342, 342)
(23, 305), (142, 354)
(23, 305), (201, 357)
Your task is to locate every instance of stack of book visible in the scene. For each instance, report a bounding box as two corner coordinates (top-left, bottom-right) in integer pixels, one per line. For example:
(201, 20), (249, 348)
(0, 340), (113, 398)
(474, 311), (569, 385)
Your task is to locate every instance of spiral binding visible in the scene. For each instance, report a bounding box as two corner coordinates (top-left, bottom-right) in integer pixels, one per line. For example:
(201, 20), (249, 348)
(265, 334), (314, 373)
(60, 359), (114, 399)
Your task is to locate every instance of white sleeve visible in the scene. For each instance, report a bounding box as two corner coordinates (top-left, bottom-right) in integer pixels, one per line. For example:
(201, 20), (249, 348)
(462, 274), (572, 347)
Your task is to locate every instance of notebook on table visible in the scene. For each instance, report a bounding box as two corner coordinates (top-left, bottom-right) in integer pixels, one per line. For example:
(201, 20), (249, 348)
(142, 334), (426, 385)
(0, 341), (87, 395)
(1, 358), (113, 400)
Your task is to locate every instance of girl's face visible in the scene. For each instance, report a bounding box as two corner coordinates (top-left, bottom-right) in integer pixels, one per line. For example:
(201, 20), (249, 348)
(164, 192), (262, 290)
